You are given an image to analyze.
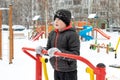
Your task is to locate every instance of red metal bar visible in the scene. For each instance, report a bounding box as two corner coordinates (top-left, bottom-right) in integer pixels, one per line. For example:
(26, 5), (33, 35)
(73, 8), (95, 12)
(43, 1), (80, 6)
(55, 52), (96, 70)
(42, 50), (96, 70)
(22, 47), (36, 60)
(36, 54), (42, 80)
(22, 47), (42, 80)
(32, 31), (45, 41)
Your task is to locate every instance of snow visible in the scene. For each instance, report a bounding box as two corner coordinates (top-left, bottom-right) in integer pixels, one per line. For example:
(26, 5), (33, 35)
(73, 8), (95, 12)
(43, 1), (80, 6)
(0, 29), (120, 80)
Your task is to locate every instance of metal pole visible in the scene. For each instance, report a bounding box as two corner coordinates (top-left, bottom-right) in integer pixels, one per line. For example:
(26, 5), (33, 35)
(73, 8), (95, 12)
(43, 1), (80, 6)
(36, 54), (42, 80)
(96, 63), (106, 80)
(9, 4), (14, 64)
(0, 10), (2, 60)
(45, 0), (48, 38)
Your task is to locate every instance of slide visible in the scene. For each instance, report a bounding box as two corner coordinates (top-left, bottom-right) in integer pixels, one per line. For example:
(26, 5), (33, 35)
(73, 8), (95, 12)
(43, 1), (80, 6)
(79, 26), (93, 41)
(94, 28), (110, 39)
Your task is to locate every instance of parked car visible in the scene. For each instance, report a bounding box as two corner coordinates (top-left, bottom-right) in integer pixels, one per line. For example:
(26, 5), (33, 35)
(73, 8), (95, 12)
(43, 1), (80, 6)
(12, 25), (25, 31)
(2, 24), (9, 31)
(2, 24), (26, 31)
(12, 25), (26, 38)
(2, 24), (26, 38)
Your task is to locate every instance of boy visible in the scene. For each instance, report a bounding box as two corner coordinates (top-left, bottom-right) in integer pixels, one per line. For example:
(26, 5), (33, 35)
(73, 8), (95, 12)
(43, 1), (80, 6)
(36, 9), (80, 80)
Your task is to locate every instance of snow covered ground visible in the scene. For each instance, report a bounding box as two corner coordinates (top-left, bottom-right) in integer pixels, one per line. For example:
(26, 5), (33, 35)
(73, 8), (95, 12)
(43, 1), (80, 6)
(0, 29), (120, 80)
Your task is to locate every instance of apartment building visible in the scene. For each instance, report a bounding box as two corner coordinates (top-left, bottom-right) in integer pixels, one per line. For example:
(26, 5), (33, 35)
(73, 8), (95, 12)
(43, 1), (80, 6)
(50, 0), (120, 27)
(1, 0), (120, 27)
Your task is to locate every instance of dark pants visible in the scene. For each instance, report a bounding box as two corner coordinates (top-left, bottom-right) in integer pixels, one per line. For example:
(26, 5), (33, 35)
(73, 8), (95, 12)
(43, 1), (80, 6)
(54, 70), (77, 80)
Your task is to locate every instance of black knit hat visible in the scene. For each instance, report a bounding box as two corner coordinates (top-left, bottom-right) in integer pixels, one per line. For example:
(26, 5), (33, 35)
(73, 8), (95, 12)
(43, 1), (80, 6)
(54, 9), (71, 26)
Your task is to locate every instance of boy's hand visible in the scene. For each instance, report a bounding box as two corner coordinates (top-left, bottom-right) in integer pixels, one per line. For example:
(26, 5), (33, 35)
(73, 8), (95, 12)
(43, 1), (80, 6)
(48, 48), (61, 57)
(35, 46), (44, 55)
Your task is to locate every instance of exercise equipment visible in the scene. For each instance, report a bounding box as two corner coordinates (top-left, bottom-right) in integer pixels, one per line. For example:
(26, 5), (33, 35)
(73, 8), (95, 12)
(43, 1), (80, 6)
(22, 47), (106, 80)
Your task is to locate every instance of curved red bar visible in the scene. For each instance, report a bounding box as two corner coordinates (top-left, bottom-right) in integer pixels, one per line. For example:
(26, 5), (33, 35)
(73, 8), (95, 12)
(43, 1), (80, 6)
(22, 47), (36, 60)
(42, 49), (96, 70)
(22, 48), (96, 70)
(55, 52), (96, 70)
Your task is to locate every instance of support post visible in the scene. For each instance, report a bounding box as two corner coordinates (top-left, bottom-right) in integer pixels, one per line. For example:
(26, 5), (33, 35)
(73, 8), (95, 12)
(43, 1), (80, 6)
(45, 0), (48, 38)
(9, 4), (14, 64)
(0, 10), (2, 59)
(36, 54), (42, 80)
(86, 67), (94, 80)
(106, 44), (109, 54)
(97, 44), (100, 53)
(96, 63), (106, 80)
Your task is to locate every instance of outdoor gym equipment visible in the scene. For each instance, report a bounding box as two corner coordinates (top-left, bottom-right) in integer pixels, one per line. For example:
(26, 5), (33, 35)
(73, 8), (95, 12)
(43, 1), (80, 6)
(90, 40), (112, 54)
(22, 47), (49, 80)
(0, 5), (14, 64)
(22, 47), (106, 80)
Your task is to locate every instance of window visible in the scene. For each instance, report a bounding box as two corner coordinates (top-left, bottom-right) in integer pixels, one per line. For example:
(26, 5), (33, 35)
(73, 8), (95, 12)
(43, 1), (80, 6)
(100, 12), (105, 15)
(73, 0), (81, 5)
(119, 3), (120, 8)
(84, 8), (88, 14)
(100, 1), (106, 6)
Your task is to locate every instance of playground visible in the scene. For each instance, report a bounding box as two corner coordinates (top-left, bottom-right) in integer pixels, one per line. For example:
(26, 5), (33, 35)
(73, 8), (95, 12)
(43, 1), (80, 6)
(0, 28), (120, 80)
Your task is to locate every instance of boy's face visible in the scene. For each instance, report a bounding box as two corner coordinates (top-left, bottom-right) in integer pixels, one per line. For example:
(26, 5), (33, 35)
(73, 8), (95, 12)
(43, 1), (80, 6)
(54, 18), (66, 31)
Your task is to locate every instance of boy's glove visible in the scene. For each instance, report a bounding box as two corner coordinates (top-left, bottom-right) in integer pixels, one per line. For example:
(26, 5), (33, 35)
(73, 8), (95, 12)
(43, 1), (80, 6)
(35, 46), (44, 55)
(48, 48), (61, 57)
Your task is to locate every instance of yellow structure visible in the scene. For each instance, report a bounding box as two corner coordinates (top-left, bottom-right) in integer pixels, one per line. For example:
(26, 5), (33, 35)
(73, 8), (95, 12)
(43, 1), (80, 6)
(40, 57), (49, 80)
(114, 37), (120, 58)
(86, 67), (94, 80)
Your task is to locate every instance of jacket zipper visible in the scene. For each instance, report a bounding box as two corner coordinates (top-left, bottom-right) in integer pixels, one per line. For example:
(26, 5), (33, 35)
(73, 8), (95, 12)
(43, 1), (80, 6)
(54, 32), (59, 71)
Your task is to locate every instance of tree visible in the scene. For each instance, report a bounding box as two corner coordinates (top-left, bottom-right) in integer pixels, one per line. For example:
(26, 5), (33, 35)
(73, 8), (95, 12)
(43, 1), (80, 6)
(12, 0), (32, 26)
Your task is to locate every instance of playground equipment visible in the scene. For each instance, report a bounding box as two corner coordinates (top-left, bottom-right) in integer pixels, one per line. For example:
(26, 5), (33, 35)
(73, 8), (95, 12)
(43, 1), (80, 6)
(86, 67), (94, 80)
(77, 21), (91, 27)
(90, 42), (110, 54)
(0, 5), (14, 64)
(90, 37), (120, 58)
(79, 26), (110, 41)
(108, 37), (120, 70)
(32, 31), (45, 41)
(29, 26), (46, 40)
(79, 25), (93, 41)
(21, 32), (48, 80)
(22, 47), (49, 80)
(89, 39), (115, 54)
(113, 37), (120, 58)
(22, 47), (106, 80)
(93, 28), (110, 39)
